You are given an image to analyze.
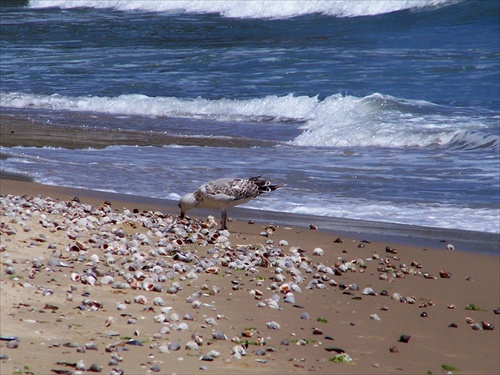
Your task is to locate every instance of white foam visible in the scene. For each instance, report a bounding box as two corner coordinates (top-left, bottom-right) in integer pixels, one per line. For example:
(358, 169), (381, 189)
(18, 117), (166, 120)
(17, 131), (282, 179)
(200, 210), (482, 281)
(29, 0), (455, 18)
(1, 91), (497, 150)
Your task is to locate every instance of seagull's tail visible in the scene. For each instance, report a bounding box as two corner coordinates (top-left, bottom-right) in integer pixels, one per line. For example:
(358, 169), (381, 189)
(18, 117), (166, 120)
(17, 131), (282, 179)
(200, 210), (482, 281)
(249, 176), (286, 194)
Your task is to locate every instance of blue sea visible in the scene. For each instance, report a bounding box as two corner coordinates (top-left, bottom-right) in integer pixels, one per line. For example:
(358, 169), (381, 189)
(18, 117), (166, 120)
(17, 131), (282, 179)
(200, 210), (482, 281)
(1, 0), (499, 233)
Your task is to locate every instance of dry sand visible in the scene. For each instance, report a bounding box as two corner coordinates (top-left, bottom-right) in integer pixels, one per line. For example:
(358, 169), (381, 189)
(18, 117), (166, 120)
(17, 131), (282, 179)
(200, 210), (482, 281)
(1, 179), (499, 375)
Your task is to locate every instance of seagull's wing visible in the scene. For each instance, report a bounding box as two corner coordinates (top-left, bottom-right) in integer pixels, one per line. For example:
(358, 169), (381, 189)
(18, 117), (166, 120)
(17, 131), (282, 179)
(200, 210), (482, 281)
(201, 178), (259, 203)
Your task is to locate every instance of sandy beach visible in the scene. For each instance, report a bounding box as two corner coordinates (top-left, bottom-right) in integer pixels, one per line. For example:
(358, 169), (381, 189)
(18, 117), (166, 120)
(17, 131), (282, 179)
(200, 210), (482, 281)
(1, 178), (499, 375)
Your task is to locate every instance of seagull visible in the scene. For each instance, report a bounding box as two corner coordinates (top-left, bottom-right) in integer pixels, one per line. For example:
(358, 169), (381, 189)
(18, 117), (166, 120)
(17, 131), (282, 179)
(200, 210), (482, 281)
(178, 176), (285, 230)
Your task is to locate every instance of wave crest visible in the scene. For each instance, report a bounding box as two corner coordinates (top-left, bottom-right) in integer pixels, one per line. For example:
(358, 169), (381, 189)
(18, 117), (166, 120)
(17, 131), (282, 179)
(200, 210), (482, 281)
(1, 91), (497, 150)
(28, 0), (456, 18)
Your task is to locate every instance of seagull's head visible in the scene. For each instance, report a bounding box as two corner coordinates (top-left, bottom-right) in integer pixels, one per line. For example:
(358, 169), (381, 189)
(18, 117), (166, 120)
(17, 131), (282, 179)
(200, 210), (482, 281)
(178, 193), (197, 219)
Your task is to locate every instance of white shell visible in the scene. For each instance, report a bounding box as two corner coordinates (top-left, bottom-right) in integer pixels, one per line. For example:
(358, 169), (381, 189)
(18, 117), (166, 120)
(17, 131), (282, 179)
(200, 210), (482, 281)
(312, 247), (324, 256)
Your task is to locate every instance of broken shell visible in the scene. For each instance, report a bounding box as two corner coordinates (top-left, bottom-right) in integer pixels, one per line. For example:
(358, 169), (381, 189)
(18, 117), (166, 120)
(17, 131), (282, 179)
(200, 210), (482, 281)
(71, 272), (81, 282)
(134, 295), (148, 305)
(205, 267), (220, 274)
(279, 283), (290, 294)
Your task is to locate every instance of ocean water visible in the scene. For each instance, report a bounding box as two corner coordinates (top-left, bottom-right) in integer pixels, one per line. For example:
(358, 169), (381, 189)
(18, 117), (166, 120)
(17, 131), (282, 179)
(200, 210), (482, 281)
(1, 0), (499, 233)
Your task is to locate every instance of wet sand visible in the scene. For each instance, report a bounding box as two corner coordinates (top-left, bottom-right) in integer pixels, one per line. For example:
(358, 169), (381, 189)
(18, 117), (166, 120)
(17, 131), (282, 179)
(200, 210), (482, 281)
(1, 179), (499, 375)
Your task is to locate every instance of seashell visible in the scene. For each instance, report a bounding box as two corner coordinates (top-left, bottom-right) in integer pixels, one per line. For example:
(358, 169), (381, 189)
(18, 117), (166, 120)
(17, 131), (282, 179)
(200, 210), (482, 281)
(370, 314), (381, 321)
(76, 360), (86, 371)
(278, 240), (289, 246)
(176, 322), (189, 331)
(158, 345), (170, 354)
(105, 316), (115, 327)
(89, 254), (99, 263)
(82, 275), (96, 286)
(250, 289), (263, 299)
(391, 292), (402, 301)
(169, 341), (181, 351)
(207, 349), (220, 358)
(183, 313), (195, 321)
(300, 312), (311, 320)
(153, 314), (166, 323)
(110, 352), (123, 363)
(205, 267), (220, 274)
(112, 281), (130, 290)
(100, 275), (114, 285)
(115, 303), (126, 311)
(266, 321), (280, 330)
(284, 293), (295, 304)
(143, 281), (155, 292)
(205, 317), (217, 326)
(279, 283), (290, 294)
(87, 363), (103, 372)
(185, 341), (199, 350)
(471, 323), (482, 330)
(134, 295), (148, 305)
(212, 331), (227, 340)
(153, 297), (165, 306)
(169, 312), (180, 322)
(71, 272), (81, 282)
(362, 287), (377, 296)
(192, 332), (204, 345)
(312, 248), (324, 256)
(447, 244), (455, 251)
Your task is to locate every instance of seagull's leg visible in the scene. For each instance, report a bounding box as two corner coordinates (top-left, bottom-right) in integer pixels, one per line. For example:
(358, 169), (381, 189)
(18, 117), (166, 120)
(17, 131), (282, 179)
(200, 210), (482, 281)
(221, 210), (227, 230)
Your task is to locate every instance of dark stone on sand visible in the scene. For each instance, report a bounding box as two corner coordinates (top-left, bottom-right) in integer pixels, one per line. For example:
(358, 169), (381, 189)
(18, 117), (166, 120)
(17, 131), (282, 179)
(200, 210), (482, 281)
(448, 323), (458, 328)
(334, 238), (343, 243)
(125, 339), (143, 346)
(386, 246), (398, 254)
(399, 334), (411, 343)
(420, 311), (428, 317)
(150, 364), (161, 372)
(389, 346), (399, 353)
(482, 321), (494, 330)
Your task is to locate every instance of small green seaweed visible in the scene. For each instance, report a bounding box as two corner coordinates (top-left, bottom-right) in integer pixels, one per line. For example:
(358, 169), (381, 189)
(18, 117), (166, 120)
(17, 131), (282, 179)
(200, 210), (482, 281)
(255, 275), (266, 280)
(441, 364), (459, 371)
(8, 275), (24, 280)
(329, 353), (354, 364)
(464, 303), (485, 311)
(317, 317), (329, 323)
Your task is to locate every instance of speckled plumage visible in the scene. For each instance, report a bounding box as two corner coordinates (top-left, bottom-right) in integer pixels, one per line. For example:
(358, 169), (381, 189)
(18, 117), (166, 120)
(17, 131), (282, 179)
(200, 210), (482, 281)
(179, 176), (284, 229)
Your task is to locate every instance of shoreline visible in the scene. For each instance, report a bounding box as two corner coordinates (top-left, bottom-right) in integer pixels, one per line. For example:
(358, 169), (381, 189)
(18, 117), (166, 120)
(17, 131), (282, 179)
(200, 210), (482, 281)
(1, 178), (499, 374)
(1, 176), (498, 255)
